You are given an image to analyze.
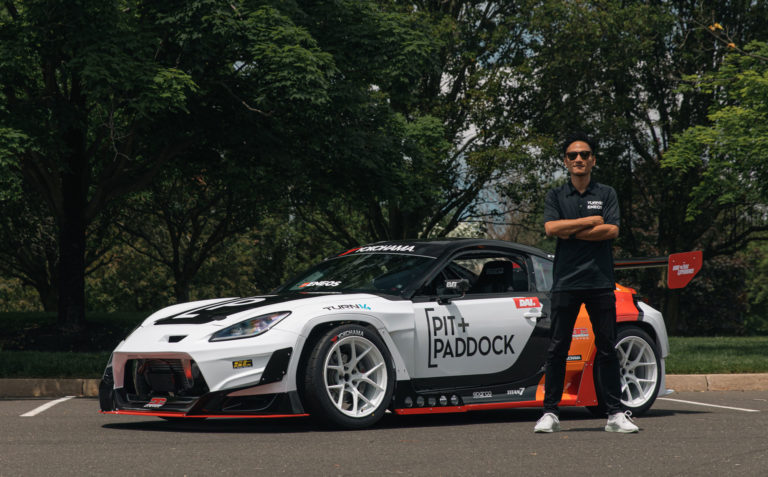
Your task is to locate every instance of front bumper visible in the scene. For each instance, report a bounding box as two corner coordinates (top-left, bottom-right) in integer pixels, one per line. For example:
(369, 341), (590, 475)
(99, 347), (304, 417)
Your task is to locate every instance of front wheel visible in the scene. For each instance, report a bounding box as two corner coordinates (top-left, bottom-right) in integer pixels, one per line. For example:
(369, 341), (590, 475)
(302, 324), (395, 429)
(588, 325), (661, 416)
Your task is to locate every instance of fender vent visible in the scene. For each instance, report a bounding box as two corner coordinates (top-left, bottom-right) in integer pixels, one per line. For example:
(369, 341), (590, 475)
(168, 335), (187, 343)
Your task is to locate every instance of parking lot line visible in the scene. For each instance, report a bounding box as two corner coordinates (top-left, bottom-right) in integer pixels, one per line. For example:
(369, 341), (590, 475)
(20, 396), (76, 417)
(658, 397), (760, 413)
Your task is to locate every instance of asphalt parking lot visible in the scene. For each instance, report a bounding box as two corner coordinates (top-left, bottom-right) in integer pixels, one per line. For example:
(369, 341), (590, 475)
(1, 391), (766, 476)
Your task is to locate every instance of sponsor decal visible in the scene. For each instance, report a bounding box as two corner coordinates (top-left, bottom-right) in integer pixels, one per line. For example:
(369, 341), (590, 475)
(323, 304), (372, 311)
(338, 247), (361, 256)
(144, 397), (167, 408)
(668, 251), (702, 289)
(506, 387), (525, 396)
(472, 391), (492, 399)
(567, 355), (582, 361)
(572, 328), (589, 340)
(445, 280), (462, 289)
(587, 200), (603, 210)
(424, 309), (514, 368)
(514, 297), (541, 308)
(232, 359), (253, 369)
(352, 244), (416, 254)
(331, 329), (365, 342)
(299, 281), (341, 288)
(672, 263), (695, 276)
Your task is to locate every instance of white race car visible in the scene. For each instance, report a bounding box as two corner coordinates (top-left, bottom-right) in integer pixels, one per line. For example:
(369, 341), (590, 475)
(99, 239), (701, 429)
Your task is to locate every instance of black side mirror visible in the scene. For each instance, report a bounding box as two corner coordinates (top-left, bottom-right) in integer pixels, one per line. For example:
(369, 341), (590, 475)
(437, 278), (470, 304)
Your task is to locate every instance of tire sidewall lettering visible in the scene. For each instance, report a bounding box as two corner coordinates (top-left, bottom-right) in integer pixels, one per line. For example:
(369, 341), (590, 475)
(304, 324), (395, 429)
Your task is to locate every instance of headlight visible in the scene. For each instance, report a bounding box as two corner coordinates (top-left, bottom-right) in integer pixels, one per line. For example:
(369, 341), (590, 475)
(209, 311), (291, 342)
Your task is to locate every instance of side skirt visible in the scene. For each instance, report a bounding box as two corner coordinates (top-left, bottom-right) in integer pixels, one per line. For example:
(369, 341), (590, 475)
(393, 363), (598, 415)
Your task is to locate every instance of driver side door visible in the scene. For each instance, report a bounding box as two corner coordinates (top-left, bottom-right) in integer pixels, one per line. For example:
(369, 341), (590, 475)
(410, 248), (551, 391)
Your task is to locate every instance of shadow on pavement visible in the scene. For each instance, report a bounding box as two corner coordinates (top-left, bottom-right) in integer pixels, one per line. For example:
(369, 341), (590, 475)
(101, 403), (709, 434)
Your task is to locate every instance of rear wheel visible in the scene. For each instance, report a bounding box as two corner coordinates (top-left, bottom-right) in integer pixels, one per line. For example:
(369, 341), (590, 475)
(302, 324), (395, 429)
(588, 326), (661, 416)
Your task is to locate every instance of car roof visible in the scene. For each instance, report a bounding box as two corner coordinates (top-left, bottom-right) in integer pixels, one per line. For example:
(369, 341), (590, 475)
(335, 238), (551, 260)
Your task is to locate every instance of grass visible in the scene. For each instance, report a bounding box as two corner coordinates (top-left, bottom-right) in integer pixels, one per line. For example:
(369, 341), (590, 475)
(666, 336), (768, 374)
(1, 313), (767, 378)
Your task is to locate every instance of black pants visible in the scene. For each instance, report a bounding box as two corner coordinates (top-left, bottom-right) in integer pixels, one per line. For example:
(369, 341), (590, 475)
(543, 289), (622, 416)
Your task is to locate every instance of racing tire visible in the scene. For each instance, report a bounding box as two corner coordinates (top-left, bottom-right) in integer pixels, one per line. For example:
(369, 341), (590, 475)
(588, 325), (661, 417)
(302, 324), (395, 429)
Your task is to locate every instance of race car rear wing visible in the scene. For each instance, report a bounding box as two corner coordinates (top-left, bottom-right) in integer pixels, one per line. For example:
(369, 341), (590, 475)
(614, 251), (703, 289)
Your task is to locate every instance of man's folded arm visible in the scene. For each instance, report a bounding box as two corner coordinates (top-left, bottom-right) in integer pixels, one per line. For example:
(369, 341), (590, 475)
(545, 216), (604, 239)
(572, 224), (618, 241)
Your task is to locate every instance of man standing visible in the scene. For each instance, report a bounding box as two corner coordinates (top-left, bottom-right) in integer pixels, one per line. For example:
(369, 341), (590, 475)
(534, 132), (639, 433)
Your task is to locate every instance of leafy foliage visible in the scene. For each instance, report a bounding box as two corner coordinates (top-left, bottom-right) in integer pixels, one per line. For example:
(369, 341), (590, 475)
(663, 41), (768, 249)
(0, 0), (336, 326)
(1, 1), (768, 337)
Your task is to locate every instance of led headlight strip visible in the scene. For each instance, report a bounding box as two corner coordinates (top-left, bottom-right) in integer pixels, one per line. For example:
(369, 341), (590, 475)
(209, 311), (291, 342)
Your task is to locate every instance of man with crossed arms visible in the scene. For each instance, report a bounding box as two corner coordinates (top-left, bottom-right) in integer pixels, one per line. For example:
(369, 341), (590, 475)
(534, 132), (639, 433)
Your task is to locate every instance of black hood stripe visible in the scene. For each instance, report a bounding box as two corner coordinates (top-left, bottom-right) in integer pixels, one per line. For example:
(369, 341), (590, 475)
(154, 294), (325, 325)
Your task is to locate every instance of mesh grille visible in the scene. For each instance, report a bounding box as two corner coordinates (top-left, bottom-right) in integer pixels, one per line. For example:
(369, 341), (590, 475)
(127, 358), (209, 398)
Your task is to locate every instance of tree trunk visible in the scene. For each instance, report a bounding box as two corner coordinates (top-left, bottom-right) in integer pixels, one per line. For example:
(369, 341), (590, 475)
(57, 141), (88, 331)
(663, 291), (684, 335)
(57, 207), (86, 331)
(174, 275), (191, 304)
(36, 283), (58, 312)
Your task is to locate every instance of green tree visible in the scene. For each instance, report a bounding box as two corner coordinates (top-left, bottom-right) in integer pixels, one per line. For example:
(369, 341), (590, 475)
(117, 156), (267, 303)
(0, 0), (334, 327)
(0, 195), (58, 311)
(0, 1), (195, 328)
(516, 0), (768, 332)
(288, 0), (542, 246)
(663, 39), (768, 250)
(744, 242), (768, 334)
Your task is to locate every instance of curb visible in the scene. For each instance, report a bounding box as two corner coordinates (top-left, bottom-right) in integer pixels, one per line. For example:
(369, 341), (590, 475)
(665, 373), (768, 392)
(1, 375), (767, 398)
(0, 379), (100, 398)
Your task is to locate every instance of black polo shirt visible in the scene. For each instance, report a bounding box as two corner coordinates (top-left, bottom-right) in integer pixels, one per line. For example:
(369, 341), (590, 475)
(543, 180), (619, 291)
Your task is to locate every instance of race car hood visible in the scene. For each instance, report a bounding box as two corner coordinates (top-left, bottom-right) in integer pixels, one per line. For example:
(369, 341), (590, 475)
(119, 293), (402, 350)
(149, 294), (320, 326)
(138, 293), (368, 328)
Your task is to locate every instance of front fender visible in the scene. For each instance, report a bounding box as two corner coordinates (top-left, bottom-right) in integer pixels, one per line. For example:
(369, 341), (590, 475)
(287, 313), (412, 392)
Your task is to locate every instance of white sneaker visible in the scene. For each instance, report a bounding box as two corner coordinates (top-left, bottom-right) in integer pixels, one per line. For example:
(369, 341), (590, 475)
(605, 411), (639, 433)
(534, 412), (561, 433)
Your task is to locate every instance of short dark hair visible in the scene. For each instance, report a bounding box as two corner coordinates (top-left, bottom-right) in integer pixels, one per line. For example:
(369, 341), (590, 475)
(561, 131), (597, 155)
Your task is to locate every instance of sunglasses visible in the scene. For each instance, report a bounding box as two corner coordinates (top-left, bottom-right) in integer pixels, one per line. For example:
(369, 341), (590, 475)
(566, 150), (592, 160)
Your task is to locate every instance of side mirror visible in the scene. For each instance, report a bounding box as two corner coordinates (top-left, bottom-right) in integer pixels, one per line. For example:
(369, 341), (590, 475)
(437, 278), (470, 304)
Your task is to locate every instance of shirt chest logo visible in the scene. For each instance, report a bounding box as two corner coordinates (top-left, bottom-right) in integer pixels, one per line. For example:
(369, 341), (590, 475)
(587, 200), (603, 210)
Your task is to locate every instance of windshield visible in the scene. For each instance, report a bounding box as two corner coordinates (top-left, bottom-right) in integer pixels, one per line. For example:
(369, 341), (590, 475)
(277, 253), (436, 295)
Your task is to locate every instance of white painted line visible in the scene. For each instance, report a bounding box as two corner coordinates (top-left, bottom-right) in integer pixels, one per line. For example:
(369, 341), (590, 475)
(659, 397), (760, 413)
(20, 396), (76, 417)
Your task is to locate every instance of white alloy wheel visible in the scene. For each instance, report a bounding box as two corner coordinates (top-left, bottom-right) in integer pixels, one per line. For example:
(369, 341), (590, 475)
(616, 329), (660, 411)
(587, 326), (661, 416)
(303, 324), (395, 429)
(323, 335), (388, 418)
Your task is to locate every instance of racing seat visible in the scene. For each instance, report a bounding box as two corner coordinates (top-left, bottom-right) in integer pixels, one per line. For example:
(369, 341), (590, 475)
(511, 266), (528, 292)
(471, 260), (519, 294)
